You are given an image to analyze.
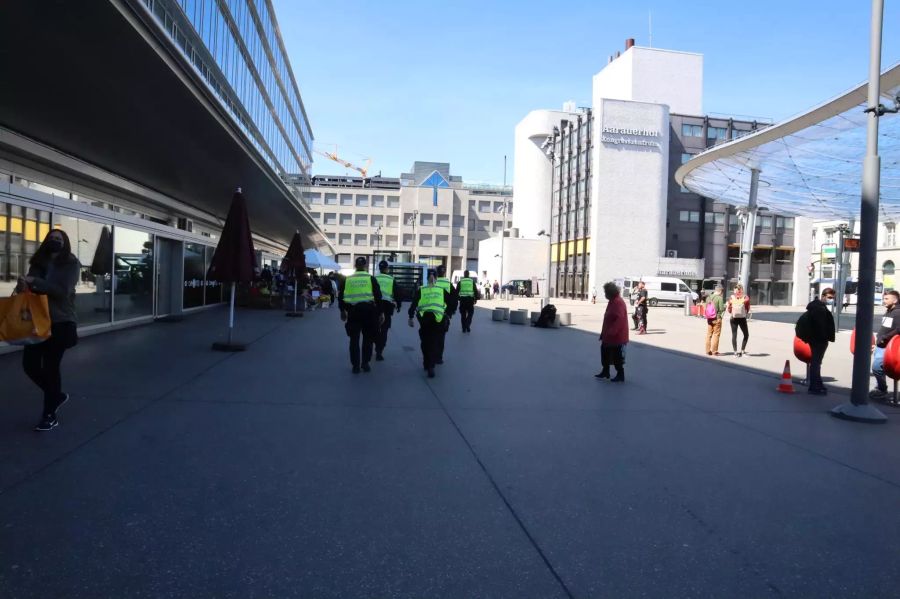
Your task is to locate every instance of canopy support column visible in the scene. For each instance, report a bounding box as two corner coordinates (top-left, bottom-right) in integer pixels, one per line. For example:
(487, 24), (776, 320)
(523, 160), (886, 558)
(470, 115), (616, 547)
(739, 168), (760, 293)
(832, 0), (887, 423)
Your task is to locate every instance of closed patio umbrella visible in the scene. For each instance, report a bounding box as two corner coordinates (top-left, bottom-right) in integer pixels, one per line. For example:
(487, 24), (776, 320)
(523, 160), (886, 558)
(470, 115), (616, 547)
(280, 231), (307, 317)
(207, 187), (256, 351)
(89, 225), (113, 312)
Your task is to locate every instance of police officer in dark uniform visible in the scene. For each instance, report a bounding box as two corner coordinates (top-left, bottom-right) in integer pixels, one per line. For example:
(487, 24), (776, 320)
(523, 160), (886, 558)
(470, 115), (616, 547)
(408, 269), (451, 378)
(339, 256), (383, 374)
(455, 270), (479, 332)
(374, 260), (401, 361)
(433, 264), (457, 364)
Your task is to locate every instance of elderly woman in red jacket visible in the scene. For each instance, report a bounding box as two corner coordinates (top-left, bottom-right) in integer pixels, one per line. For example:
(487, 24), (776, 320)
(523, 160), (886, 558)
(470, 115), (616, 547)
(596, 281), (629, 382)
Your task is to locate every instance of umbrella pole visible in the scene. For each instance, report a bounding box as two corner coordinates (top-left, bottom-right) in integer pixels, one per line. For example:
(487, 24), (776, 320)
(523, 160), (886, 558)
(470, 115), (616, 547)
(228, 281), (235, 344)
(293, 278), (298, 312)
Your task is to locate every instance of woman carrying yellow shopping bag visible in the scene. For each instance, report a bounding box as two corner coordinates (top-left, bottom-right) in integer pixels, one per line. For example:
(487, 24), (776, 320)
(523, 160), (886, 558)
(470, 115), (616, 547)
(15, 229), (80, 431)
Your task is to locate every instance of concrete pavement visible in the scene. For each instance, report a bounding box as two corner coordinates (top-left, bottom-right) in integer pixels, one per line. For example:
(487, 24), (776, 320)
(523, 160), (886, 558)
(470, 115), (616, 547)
(2, 302), (900, 598)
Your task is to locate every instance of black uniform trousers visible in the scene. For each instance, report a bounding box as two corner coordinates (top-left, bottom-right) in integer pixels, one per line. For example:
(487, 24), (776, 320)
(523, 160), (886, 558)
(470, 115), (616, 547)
(418, 312), (443, 369)
(600, 344), (625, 372)
(345, 303), (378, 368)
(459, 298), (475, 331)
(375, 300), (394, 355)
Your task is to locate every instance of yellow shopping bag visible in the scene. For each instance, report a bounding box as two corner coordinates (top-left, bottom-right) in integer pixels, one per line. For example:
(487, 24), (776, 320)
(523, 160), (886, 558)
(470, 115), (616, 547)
(0, 291), (52, 345)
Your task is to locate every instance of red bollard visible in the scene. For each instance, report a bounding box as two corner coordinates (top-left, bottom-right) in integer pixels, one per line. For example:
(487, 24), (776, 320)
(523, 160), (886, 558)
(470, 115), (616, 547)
(850, 328), (875, 355)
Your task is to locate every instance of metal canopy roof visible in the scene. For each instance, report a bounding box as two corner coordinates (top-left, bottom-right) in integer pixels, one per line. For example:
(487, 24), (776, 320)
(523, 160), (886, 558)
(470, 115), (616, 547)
(676, 63), (900, 221)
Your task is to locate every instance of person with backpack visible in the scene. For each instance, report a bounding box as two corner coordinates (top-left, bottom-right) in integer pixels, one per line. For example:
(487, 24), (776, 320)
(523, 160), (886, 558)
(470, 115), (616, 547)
(727, 283), (751, 357)
(870, 290), (900, 402)
(704, 285), (725, 356)
(596, 282), (629, 382)
(796, 287), (836, 395)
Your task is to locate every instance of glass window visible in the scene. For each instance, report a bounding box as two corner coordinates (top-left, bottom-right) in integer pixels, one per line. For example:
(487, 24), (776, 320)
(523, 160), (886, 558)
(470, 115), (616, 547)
(402, 234), (414, 246)
(492, 221), (503, 232)
(419, 235), (433, 247)
(183, 242), (206, 309)
(752, 248), (772, 264)
(707, 127), (727, 141)
(494, 202), (505, 213)
(690, 211), (700, 223)
(204, 246), (223, 305)
(387, 196), (400, 208)
(113, 227), (154, 321)
(372, 215), (384, 227)
(372, 195), (385, 208)
(661, 282), (677, 292)
(310, 212), (321, 222)
(385, 235), (398, 248)
(340, 194), (353, 206)
(338, 233), (351, 246)
(324, 193), (337, 205)
(775, 249), (793, 263)
(356, 195), (369, 207)
(339, 214), (352, 226)
(324, 213), (337, 225)
(681, 124), (702, 137)
(420, 214), (434, 226)
(387, 215), (399, 227)
(757, 215), (773, 229)
(467, 238), (475, 250)
(436, 235), (449, 248)
(784, 217), (794, 229)
(679, 211), (700, 222)
(886, 223), (896, 247)
(468, 219), (476, 231)
(355, 214), (368, 227)
(436, 214), (450, 228)
(354, 234), (367, 246)
(47, 213), (112, 327)
(728, 246), (740, 261)
(478, 201), (491, 213)
(453, 215), (465, 228)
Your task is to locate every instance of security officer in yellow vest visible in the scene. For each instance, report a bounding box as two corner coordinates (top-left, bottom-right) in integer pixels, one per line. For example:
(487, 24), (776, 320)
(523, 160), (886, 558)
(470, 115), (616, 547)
(433, 264), (457, 364)
(374, 260), (402, 361)
(456, 270), (480, 333)
(408, 269), (451, 378)
(339, 256), (383, 374)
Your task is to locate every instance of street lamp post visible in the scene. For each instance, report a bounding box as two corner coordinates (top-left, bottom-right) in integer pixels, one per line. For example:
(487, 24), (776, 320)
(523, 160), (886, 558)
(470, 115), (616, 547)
(406, 210), (419, 263)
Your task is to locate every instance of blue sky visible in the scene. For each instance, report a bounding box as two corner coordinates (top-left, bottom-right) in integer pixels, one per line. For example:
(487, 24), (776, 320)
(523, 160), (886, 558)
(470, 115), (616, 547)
(273, 0), (899, 185)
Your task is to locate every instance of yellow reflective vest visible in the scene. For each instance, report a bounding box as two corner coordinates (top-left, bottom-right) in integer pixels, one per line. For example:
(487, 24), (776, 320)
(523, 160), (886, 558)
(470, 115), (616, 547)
(458, 278), (475, 298)
(375, 274), (394, 302)
(343, 272), (375, 304)
(417, 286), (446, 323)
(435, 278), (452, 294)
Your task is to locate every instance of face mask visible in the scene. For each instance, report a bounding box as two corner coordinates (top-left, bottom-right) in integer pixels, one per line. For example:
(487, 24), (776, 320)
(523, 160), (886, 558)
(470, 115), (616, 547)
(47, 239), (64, 252)
(825, 298), (834, 305)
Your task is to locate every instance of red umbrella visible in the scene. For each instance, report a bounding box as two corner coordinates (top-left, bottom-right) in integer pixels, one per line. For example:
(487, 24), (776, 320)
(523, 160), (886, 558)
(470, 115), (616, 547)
(207, 188), (256, 351)
(280, 231), (307, 317)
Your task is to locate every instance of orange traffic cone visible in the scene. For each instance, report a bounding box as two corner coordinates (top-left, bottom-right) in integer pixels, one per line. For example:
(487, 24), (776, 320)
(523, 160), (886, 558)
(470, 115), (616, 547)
(776, 360), (795, 394)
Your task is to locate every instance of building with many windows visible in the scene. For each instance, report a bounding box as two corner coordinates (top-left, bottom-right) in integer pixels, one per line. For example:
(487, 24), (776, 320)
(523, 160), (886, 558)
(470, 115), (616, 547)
(512, 42), (810, 305)
(809, 220), (900, 294)
(0, 0), (321, 346)
(302, 162), (513, 274)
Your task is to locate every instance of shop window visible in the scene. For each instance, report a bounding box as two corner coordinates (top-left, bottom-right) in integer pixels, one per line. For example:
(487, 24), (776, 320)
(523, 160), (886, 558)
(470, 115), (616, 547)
(113, 226), (154, 321)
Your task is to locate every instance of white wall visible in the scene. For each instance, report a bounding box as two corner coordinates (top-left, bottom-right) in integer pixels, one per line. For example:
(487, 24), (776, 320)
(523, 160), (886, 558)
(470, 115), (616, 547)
(512, 109), (577, 238)
(478, 236), (549, 287)
(593, 47), (703, 115)
(588, 98), (670, 294)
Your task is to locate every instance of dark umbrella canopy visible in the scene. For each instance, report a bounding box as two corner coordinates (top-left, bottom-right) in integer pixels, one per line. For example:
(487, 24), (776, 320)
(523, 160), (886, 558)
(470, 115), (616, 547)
(207, 188), (256, 282)
(89, 225), (113, 275)
(280, 231), (307, 279)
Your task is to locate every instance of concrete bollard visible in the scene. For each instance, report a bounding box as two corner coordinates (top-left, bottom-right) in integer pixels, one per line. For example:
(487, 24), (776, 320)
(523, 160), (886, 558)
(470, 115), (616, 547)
(492, 308), (505, 321)
(509, 310), (527, 325)
(558, 312), (572, 326)
(683, 293), (693, 316)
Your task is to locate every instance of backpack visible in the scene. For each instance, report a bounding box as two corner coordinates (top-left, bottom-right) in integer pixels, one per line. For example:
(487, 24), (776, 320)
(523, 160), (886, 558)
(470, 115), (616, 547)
(795, 311), (813, 342)
(704, 301), (718, 319)
(534, 304), (557, 328)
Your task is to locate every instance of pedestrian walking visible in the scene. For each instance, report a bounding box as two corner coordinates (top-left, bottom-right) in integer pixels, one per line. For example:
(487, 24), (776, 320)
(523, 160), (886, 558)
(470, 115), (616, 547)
(704, 285), (725, 356)
(408, 269), (450, 378)
(456, 270), (479, 332)
(493, 280), (500, 299)
(727, 283), (751, 357)
(870, 290), (900, 402)
(374, 260), (401, 361)
(338, 256), (383, 374)
(433, 265), (457, 364)
(633, 281), (648, 333)
(596, 282), (629, 382)
(795, 287), (835, 395)
(18, 229), (80, 431)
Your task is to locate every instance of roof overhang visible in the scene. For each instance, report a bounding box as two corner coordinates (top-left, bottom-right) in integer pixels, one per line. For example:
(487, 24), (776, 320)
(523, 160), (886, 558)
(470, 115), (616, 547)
(0, 0), (329, 253)
(676, 63), (900, 221)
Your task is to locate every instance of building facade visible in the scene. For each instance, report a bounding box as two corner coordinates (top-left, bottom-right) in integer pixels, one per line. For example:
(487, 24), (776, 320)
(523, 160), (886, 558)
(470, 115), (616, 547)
(513, 43), (811, 305)
(302, 162), (513, 274)
(0, 0), (320, 346)
(810, 220), (900, 293)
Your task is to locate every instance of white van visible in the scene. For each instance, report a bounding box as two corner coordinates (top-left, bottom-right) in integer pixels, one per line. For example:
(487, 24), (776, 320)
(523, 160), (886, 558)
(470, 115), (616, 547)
(623, 275), (698, 307)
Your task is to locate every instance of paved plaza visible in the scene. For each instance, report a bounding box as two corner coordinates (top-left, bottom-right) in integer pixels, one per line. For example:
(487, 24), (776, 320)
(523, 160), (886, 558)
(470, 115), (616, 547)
(2, 301), (900, 598)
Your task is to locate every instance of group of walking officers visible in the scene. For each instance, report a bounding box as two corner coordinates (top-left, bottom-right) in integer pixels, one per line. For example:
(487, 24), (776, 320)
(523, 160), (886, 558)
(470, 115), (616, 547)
(337, 257), (479, 378)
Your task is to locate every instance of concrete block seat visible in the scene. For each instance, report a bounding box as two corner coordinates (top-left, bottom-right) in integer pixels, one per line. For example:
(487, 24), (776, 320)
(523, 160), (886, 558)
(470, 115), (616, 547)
(492, 308), (505, 321)
(530, 311), (541, 324)
(509, 310), (527, 325)
(558, 312), (572, 326)
(498, 307), (510, 320)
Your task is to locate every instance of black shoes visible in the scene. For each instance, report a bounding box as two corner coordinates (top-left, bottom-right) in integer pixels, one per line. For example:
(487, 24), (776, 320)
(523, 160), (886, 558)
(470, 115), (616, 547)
(610, 371), (625, 383)
(375, 354), (384, 362)
(362, 364), (371, 373)
(595, 370), (610, 379)
(34, 414), (58, 432)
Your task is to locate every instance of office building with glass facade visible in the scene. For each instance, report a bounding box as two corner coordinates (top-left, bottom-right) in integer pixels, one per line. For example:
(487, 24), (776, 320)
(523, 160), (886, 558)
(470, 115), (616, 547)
(0, 0), (321, 348)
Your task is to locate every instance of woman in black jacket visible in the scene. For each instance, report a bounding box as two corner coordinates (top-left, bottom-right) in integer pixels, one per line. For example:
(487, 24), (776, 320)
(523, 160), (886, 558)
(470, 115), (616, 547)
(18, 229), (81, 431)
